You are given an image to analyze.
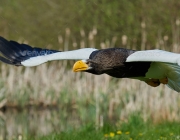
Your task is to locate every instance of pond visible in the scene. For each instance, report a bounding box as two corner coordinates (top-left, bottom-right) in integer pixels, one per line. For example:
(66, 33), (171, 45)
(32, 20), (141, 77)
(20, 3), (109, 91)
(0, 108), (92, 139)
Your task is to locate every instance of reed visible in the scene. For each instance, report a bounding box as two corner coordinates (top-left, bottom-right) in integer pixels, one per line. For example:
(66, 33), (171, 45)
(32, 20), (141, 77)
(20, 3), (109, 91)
(0, 24), (180, 125)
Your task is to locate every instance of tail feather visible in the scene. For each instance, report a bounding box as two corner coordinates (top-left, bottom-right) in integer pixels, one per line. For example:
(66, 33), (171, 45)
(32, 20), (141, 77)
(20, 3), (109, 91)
(0, 36), (59, 66)
(166, 63), (180, 92)
(167, 79), (180, 92)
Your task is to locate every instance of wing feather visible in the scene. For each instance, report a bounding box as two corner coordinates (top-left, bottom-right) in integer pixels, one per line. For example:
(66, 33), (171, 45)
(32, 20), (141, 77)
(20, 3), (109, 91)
(0, 36), (97, 67)
(126, 50), (180, 65)
(21, 48), (97, 66)
(127, 50), (180, 92)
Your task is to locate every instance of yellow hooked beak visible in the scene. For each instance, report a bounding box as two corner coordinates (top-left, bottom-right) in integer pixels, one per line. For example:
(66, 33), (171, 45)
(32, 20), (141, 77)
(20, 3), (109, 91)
(73, 60), (89, 72)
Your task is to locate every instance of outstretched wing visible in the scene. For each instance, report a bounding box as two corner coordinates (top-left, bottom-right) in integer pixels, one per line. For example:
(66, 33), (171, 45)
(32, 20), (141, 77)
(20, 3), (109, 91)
(126, 50), (180, 65)
(0, 36), (97, 66)
(126, 50), (180, 92)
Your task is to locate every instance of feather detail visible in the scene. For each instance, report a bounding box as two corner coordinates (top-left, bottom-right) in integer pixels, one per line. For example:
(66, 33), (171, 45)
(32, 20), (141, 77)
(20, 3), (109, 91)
(126, 50), (180, 65)
(21, 48), (97, 66)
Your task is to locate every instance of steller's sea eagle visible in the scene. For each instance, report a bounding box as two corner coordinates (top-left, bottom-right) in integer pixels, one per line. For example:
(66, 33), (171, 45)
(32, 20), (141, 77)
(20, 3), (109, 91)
(0, 36), (180, 92)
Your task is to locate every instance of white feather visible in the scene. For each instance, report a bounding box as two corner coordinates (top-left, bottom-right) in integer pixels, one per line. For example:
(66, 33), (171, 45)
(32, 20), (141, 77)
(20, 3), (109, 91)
(21, 48), (97, 67)
(126, 50), (180, 65)
(126, 50), (180, 92)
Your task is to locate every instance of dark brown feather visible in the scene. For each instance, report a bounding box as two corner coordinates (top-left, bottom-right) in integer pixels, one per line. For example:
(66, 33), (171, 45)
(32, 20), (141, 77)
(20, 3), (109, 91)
(87, 48), (151, 78)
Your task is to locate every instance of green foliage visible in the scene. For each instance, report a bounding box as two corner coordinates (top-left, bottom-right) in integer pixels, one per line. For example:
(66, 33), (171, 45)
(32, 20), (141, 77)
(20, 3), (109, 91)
(36, 115), (180, 140)
(0, 0), (180, 49)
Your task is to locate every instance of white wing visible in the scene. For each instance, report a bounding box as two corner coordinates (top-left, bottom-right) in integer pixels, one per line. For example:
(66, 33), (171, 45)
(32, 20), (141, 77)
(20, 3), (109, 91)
(126, 50), (180, 65)
(126, 50), (180, 92)
(21, 48), (97, 67)
(0, 36), (98, 67)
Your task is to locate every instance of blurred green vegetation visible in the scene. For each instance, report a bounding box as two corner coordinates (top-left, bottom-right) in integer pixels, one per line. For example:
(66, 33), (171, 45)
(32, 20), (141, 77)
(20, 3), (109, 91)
(0, 0), (180, 49)
(36, 115), (180, 140)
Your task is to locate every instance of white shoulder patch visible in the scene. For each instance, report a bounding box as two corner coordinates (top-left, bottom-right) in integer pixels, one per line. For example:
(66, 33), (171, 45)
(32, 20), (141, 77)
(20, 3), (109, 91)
(126, 50), (180, 65)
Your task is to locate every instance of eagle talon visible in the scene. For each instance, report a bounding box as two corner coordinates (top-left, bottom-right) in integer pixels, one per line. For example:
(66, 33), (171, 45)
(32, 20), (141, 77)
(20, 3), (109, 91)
(159, 78), (168, 84)
(146, 79), (160, 87)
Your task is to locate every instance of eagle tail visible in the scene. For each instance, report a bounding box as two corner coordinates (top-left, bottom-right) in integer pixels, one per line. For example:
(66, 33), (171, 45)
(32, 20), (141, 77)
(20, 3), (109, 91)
(166, 63), (180, 92)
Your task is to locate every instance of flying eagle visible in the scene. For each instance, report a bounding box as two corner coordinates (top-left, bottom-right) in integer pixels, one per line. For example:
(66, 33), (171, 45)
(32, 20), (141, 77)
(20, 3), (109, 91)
(0, 36), (180, 92)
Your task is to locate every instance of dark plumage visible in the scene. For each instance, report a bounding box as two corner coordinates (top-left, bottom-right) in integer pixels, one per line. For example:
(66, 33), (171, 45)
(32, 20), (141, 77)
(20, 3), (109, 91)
(85, 48), (151, 78)
(0, 36), (59, 66)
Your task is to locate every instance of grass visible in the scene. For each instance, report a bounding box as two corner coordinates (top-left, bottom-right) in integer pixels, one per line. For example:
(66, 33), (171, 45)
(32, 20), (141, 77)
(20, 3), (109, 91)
(0, 64), (180, 123)
(34, 115), (180, 140)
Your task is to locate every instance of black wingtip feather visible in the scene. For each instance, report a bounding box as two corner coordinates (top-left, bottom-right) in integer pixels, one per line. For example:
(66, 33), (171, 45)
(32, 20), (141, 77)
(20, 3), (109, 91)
(0, 36), (60, 66)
